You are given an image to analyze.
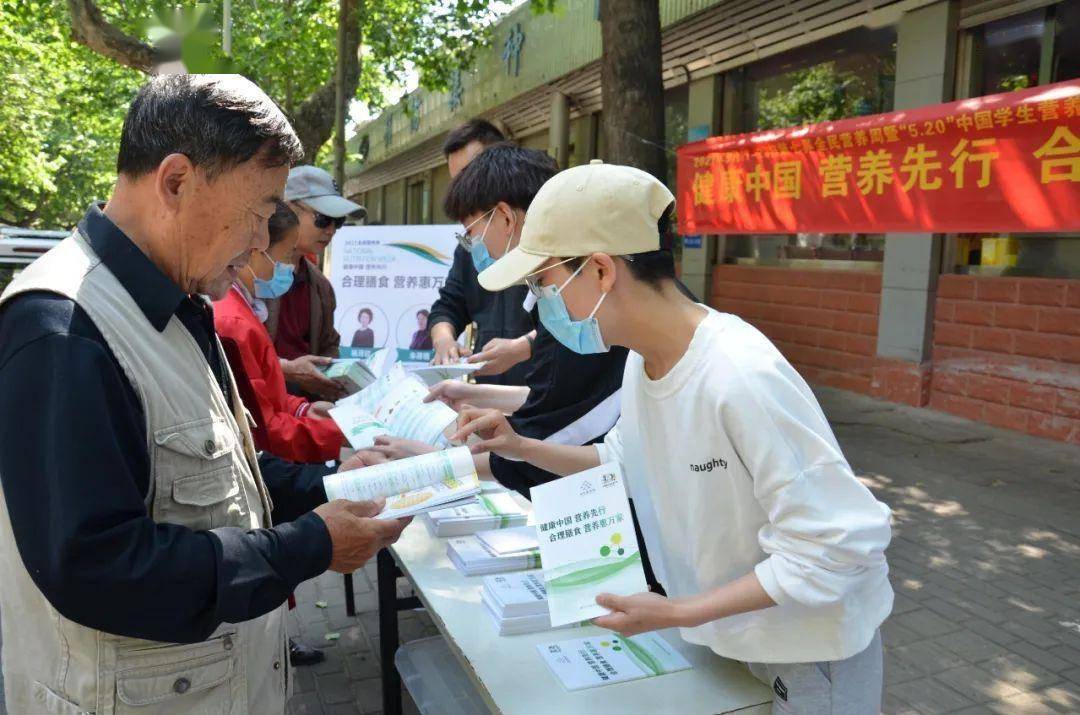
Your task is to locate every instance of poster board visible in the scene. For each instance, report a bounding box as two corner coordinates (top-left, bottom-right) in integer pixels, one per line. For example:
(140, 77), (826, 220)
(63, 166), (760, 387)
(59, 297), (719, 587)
(329, 225), (459, 364)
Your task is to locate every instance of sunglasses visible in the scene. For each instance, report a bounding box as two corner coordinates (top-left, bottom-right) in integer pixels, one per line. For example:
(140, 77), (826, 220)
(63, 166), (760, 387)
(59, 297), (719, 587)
(312, 211), (346, 230)
(298, 204), (346, 230)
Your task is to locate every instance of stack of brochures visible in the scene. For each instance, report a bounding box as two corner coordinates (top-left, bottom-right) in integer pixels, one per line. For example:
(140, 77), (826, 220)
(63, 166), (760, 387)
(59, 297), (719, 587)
(421, 483), (530, 537)
(446, 533), (541, 576)
(481, 571), (567, 636)
(320, 359), (377, 396)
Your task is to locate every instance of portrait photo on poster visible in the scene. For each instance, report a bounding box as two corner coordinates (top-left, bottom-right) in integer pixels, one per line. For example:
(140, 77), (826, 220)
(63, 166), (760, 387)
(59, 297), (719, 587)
(399, 304), (434, 351)
(341, 302), (388, 350)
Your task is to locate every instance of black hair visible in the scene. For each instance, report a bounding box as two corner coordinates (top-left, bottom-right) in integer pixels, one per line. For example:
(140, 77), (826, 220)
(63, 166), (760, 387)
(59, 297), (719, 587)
(443, 142), (557, 221)
(117, 74), (302, 179)
(267, 201), (298, 247)
(442, 118), (506, 157)
(417, 309), (429, 317)
(563, 202), (697, 298)
(359, 308), (373, 320)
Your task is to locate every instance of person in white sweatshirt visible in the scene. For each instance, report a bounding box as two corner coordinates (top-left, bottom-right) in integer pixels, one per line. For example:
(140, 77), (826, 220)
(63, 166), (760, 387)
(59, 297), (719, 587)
(453, 160), (894, 714)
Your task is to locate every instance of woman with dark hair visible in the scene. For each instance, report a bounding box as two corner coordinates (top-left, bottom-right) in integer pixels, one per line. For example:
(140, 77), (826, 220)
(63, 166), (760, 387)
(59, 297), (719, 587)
(351, 307), (375, 348)
(410, 309), (433, 350)
(214, 201), (347, 464)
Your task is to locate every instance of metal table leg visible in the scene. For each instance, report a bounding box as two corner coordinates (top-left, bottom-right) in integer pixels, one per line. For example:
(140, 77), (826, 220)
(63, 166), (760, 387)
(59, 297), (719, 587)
(344, 572), (356, 617)
(378, 549), (403, 715)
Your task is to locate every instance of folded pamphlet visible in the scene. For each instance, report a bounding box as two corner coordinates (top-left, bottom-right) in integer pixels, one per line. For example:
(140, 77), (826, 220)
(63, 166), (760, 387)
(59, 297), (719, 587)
(323, 447), (480, 520)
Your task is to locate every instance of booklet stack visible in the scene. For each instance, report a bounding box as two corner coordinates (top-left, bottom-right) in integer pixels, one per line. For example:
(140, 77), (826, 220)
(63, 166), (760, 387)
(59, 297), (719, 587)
(446, 532), (541, 576)
(480, 570), (569, 636)
(422, 483), (529, 537)
(320, 359), (377, 396)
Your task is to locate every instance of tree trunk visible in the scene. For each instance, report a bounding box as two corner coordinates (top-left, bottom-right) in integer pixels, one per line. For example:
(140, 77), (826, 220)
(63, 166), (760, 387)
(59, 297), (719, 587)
(293, 0), (362, 162)
(66, 0), (362, 162)
(598, 0), (666, 181)
(67, 0), (161, 72)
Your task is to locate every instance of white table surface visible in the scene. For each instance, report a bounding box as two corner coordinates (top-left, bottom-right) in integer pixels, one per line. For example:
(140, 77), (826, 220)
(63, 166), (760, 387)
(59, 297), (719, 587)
(390, 505), (773, 715)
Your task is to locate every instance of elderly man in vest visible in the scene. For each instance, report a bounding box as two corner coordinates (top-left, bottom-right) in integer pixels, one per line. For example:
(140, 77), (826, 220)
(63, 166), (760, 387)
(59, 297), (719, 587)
(0, 75), (409, 714)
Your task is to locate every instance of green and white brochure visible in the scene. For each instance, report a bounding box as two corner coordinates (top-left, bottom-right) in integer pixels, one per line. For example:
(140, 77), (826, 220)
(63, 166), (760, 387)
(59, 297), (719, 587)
(537, 631), (692, 691)
(530, 462), (648, 627)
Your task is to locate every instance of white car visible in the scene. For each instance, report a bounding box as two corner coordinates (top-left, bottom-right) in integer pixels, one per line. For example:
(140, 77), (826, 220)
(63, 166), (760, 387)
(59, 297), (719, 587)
(0, 227), (66, 268)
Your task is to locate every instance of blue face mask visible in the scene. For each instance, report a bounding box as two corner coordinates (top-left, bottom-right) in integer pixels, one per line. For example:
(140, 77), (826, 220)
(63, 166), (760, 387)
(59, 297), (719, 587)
(252, 253), (295, 299)
(534, 258), (609, 354)
(470, 240), (495, 273)
(461, 209), (514, 274)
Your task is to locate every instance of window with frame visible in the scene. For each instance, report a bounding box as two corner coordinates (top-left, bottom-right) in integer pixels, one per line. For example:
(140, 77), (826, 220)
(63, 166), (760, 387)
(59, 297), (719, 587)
(951, 0), (1080, 279)
(722, 27), (897, 270)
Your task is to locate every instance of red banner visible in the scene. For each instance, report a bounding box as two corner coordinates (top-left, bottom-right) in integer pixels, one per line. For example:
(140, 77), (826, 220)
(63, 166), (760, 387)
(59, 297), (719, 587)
(676, 79), (1080, 235)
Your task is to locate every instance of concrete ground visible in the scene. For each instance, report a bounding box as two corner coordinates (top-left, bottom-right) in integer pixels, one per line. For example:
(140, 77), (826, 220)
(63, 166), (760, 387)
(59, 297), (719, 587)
(1, 386), (1077, 714)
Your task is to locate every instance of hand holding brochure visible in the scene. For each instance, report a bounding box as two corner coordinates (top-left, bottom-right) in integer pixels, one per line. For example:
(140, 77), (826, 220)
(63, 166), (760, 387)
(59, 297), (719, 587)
(327, 403), (389, 449)
(322, 447), (480, 520)
(530, 463), (648, 627)
(320, 359), (377, 395)
(330, 365), (457, 448)
(407, 360), (486, 386)
(537, 631), (691, 691)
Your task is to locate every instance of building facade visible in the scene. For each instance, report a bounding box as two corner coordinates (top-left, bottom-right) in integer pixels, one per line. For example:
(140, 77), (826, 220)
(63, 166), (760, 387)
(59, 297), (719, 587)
(347, 0), (1080, 444)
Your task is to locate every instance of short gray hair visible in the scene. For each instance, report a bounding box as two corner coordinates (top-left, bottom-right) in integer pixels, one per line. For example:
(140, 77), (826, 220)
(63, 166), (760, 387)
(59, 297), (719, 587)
(117, 74), (302, 178)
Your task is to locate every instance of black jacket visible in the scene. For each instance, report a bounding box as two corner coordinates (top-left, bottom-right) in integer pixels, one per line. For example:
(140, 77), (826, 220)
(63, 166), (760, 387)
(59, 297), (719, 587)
(428, 245), (534, 386)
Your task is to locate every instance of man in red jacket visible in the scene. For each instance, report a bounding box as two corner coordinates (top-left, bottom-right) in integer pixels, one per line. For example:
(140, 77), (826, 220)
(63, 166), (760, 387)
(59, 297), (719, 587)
(215, 202), (347, 463)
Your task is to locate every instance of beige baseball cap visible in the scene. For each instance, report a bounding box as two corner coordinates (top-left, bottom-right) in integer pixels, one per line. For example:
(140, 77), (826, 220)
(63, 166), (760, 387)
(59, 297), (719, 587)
(477, 159), (675, 291)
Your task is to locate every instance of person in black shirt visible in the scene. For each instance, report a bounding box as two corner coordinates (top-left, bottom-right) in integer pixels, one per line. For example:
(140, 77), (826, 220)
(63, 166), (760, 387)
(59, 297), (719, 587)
(428, 119), (535, 386)
(378, 144), (627, 496)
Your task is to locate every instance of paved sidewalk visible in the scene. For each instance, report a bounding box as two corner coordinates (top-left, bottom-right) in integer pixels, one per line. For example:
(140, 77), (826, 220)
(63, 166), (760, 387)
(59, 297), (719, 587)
(0, 387), (1076, 714)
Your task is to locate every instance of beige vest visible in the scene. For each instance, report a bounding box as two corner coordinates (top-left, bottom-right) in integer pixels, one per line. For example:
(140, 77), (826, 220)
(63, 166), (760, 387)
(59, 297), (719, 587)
(0, 232), (291, 714)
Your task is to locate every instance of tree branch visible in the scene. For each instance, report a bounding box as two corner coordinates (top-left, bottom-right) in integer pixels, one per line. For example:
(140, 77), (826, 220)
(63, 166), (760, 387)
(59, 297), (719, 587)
(291, 0), (363, 161)
(67, 0), (160, 73)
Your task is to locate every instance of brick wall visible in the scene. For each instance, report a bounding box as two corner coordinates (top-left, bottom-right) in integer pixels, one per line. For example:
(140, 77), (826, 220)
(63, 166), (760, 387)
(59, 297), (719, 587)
(710, 264), (882, 394)
(931, 275), (1080, 444)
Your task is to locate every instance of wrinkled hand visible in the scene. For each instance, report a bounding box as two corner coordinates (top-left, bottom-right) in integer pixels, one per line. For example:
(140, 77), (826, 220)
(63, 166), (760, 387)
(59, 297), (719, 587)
(281, 355), (347, 401)
(339, 450), (388, 472)
(452, 406), (525, 458)
(433, 336), (472, 365)
(314, 499), (411, 573)
(309, 401), (334, 419)
(468, 336), (530, 376)
(424, 379), (479, 411)
(372, 435), (437, 461)
(592, 591), (682, 637)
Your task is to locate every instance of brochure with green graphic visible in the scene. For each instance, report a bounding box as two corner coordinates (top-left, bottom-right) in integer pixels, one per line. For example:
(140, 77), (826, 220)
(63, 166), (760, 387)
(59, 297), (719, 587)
(529, 462), (647, 627)
(537, 631), (692, 691)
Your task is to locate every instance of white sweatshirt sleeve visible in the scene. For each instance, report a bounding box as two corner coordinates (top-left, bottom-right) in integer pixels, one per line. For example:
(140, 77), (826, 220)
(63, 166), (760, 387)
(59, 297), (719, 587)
(594, 417), (624, 467)
(720, 357), (892, 608)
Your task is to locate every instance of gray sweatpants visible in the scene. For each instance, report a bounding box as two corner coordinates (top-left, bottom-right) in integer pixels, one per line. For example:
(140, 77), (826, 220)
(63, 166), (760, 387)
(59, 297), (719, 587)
(746, 630), (883, 714)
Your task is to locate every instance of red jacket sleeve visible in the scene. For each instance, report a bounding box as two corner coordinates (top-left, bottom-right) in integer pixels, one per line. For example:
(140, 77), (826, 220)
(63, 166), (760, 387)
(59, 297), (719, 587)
(215, 312), (344, 464)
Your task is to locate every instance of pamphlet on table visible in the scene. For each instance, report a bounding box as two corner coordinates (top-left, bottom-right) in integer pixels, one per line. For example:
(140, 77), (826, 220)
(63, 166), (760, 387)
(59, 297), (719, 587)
(481, 570), (585, 636)
(537, 631), (692, 691)
(446, 534), (541, 576)
(530, 462), (648, 627)
(422, 482), (529, 537)
(323, 447), (480, 520)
